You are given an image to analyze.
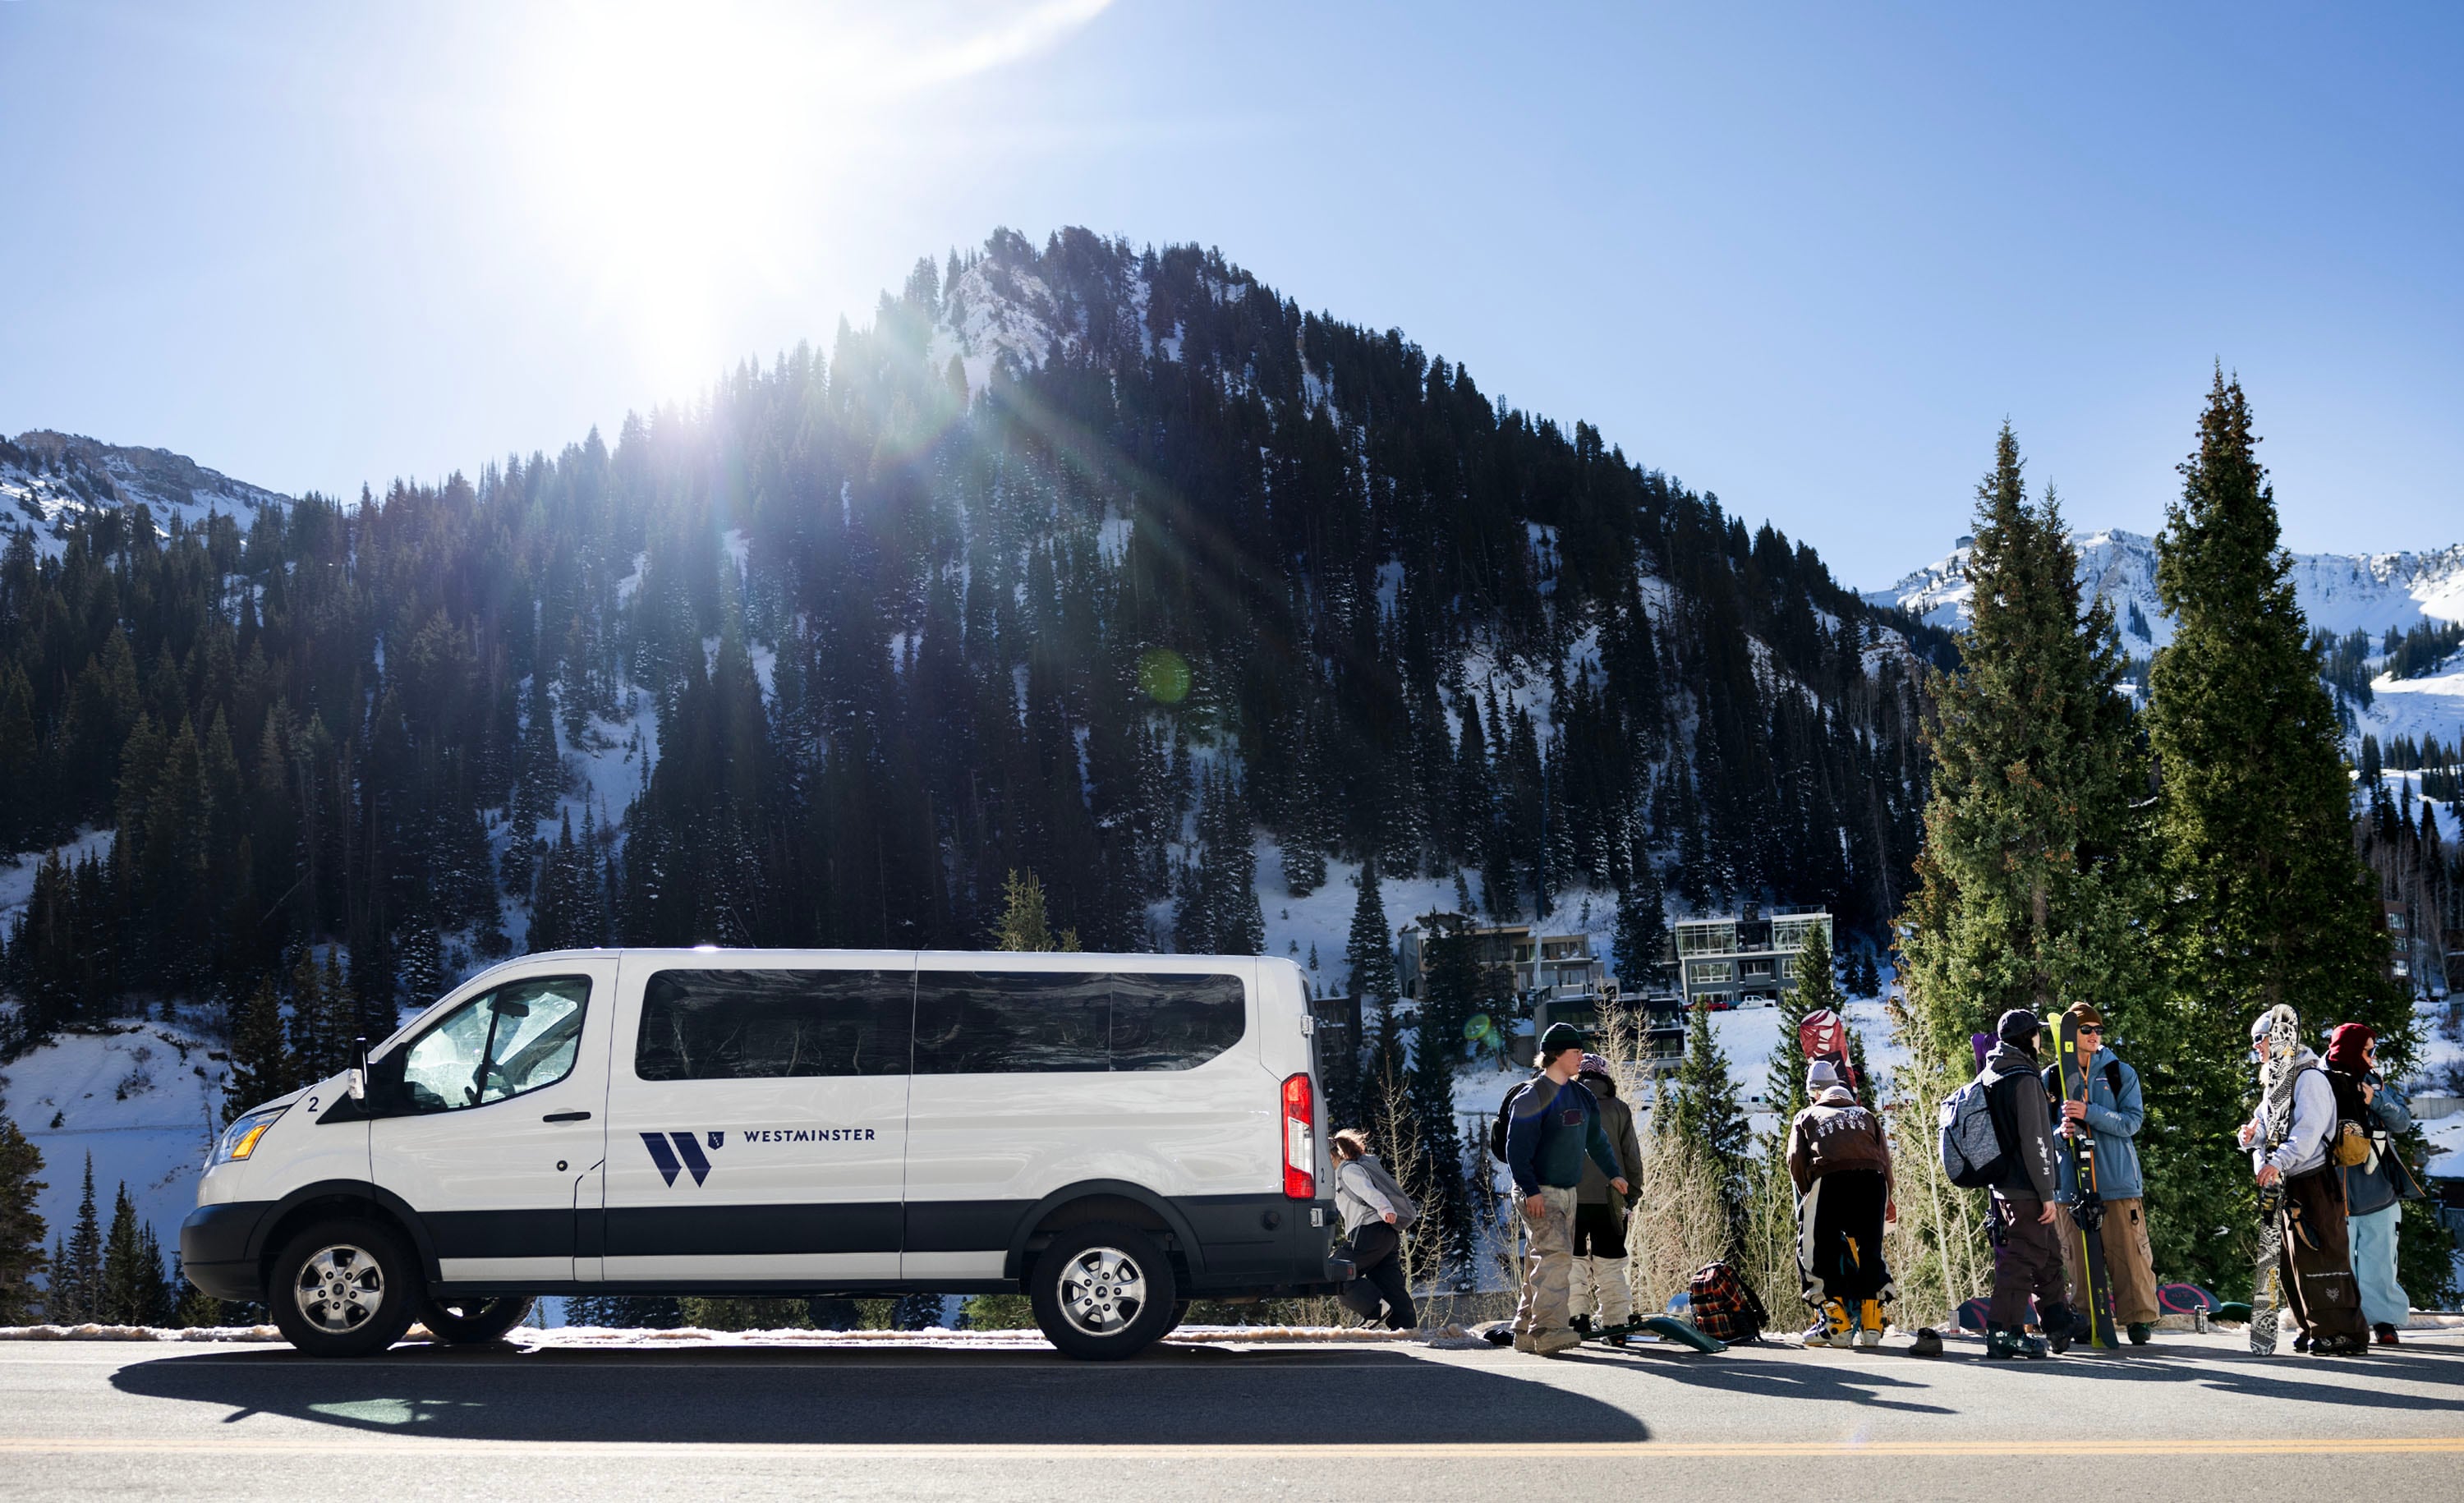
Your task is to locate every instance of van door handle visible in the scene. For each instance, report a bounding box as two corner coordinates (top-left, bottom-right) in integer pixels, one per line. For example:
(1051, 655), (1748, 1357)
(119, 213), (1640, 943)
(542, 1110), (592, 1123)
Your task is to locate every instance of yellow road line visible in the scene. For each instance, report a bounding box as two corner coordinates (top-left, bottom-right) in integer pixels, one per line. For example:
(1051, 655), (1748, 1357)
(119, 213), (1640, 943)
(3, 1437), (2462, 1458)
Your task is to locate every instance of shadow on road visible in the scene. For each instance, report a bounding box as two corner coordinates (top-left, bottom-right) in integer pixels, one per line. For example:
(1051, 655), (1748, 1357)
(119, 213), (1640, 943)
(1615, 1339), (2464, 1418)
(109, 1342), (1651, 1446)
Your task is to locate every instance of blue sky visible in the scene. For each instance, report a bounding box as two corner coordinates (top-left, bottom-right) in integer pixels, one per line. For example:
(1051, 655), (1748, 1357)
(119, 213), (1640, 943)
(2, 1), (2456, 587)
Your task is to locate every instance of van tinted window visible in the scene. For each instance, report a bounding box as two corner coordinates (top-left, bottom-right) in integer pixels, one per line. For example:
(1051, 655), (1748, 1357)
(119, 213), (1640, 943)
(912, 971), (1246, 1074)
(1109, 972), (1246, 1071)
(635, 970), (913, 1080)
(913, 972), (1110, 1074)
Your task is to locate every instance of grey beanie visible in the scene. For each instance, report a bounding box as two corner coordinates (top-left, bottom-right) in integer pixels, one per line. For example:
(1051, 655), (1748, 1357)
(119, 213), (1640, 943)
(1807, 1059), (1841, 1089)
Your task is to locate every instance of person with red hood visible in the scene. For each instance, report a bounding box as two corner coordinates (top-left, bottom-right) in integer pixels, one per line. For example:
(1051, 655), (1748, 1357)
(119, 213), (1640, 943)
(2326, 1023), (2420, 1345)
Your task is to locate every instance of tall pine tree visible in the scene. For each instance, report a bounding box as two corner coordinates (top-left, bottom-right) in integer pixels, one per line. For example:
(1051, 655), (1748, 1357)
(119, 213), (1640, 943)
(2142, 373), (2411, 1288)
(1896, 424), (2152, 1069)
(0, 1119), (44, 1324)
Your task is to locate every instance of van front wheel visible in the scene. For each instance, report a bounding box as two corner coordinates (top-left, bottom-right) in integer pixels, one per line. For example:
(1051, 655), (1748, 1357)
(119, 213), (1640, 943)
(269, 1218), (418, 1358)
(1029, 1223), (1178, 1360)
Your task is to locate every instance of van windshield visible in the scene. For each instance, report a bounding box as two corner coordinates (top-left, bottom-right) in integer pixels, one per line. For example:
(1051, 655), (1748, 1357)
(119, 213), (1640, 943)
(399, 977), (591, 1112)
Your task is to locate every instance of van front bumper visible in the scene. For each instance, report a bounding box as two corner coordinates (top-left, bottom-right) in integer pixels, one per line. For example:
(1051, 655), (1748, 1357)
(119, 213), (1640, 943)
(180, 1202), (274, 1303)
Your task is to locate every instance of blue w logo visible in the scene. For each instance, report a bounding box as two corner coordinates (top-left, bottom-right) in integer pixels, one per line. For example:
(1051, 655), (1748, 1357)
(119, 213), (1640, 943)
(641, 1131), (717, 1188)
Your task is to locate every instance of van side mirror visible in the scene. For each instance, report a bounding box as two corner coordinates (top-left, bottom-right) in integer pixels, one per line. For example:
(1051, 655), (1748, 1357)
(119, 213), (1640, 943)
(346, 1067), (365, 1102)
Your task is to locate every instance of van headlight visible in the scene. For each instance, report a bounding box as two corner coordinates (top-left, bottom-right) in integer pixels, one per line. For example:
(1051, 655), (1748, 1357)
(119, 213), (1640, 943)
(214, 1106), (287, 1165)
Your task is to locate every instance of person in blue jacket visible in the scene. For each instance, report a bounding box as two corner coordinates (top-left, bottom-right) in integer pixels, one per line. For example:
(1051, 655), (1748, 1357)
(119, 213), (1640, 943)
(1505, 1023), (1629, 1356)
(2040, 1002), (2159, 1344)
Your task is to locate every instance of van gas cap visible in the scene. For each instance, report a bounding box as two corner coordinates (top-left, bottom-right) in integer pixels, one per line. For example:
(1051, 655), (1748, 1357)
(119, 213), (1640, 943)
(1260, 1209), (1282, 1230)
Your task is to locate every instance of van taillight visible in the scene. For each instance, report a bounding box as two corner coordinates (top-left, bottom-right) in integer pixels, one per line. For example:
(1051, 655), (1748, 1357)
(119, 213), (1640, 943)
(1282, 1073), (1315, 1200)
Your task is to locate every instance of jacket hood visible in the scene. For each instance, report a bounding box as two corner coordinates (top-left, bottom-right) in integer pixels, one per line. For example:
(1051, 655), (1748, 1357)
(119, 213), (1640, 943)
(1986, 1041), (2037, 1075)
(1814, 1084), (1856, 1106)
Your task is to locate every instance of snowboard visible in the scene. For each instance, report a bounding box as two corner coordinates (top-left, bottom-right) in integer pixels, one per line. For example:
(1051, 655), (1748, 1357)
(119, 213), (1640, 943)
(2248, 1005), (2305, 1356)
(2049, 1011), (2120, 1349)
(1799, 1008), (1856, 1094)
(1584, 1315), (1727, 1354)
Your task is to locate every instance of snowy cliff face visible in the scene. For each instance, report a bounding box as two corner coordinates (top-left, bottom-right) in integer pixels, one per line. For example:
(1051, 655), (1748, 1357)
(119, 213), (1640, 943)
(1867, 529), (2464, 650)
(1, 430), (291, 559)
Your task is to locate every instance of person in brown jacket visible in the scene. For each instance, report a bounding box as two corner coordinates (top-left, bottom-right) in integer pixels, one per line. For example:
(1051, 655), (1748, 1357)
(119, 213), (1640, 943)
(1786, 1059), (1896, 1348)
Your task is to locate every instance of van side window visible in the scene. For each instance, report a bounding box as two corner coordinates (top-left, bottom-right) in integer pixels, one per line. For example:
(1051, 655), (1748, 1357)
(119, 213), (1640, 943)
(635, 970), (913, 1081)
(398, 977), (591, 1114)
(1109, 972), (1245, 1070)
(913, 972), (1110, 1074)
(911, 971), (1247, 1073)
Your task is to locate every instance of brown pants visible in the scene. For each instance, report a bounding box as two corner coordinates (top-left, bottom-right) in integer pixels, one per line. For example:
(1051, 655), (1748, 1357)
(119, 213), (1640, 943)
(1989, 1194), (2066, 1328)
(2279, 1166), (2366, 1346)
(2055, 1197), (2159, 1326)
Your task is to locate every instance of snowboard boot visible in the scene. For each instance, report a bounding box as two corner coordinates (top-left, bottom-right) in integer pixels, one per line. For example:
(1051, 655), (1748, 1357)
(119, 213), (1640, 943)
(1511, 1331), (1539, 1354)
(1986, 1324), (2049, 1360)
(1855, 1298), (1887, 1349)
(2293, 1331), (2310, 1353)
(1532, 1326), (1583, 1357)
(2127, 1322), (2154, 1346)
(1906, 1327), (1944, 1358)
(2039, 1303), (2074, 1355)
(2310, 1331), (2367, 1357)
(2374, 1323), (2401, 1346)
(1571, 1313), (1593, 1336)
(1804, 1298), (1853, 1348)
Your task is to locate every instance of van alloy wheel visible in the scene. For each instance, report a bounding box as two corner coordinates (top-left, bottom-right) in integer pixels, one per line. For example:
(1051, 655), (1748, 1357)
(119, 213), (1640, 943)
(293, 1243), (387, 1334)
(1029, 1220), (1178, 1360)
(268, 1217), (417, 1358)
(1057, 1245), (1147, 1336)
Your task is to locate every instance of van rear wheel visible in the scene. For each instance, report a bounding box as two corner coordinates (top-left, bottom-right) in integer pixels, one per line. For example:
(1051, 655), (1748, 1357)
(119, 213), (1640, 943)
(416, 1295), (534, 1345)
(1028, 1222), (1178, 1360)
(268, 1218), (417, 1358)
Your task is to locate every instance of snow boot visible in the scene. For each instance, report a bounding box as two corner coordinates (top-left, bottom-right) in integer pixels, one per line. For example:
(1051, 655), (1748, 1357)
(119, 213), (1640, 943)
(1571, 1313), (1593, 1336)
(2310, 1331), (2367, 1357)
(1906, 1327), (1944, 1358)
(1803, 1299), (1852, 1348)
(1986, 1324), (2048, 1360)
(1854, 1298), (1887, 1349)
(1512, 1331), (1539, 1354)
(2127, 1322), (2154, 1345)
(2293, 1331), (2310, 1353)
(2039, 1303), (2074, 1355)
(2374, 1323), (2401, 1346)
(1532, 1326), (1582, 1357)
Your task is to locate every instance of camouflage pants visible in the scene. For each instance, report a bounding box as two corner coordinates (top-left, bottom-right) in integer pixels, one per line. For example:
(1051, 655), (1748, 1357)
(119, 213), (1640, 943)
(1513, 1186), (1578, 1335)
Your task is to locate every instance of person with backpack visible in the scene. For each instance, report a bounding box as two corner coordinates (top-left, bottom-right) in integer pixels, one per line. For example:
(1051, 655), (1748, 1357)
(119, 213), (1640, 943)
(2236, 1007), (2368, 1355)
(2039, 1003), (2160, 1345)
(1330, 1128), (1418, 1331)
(1570, 1053), (1643, 1337)
(1979, 1009), (2071, 1359)
(2324, 1023), (2417, 1346)
(1504, 1023), (1630, 1355)
(1786, 1058), (1896, 1348)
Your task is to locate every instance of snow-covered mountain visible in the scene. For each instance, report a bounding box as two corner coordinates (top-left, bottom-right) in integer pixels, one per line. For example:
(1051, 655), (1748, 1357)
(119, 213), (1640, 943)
(1867, 528), (2464, 651)
(1, 430), (291, 558)
(1865, 528), (2464, 747)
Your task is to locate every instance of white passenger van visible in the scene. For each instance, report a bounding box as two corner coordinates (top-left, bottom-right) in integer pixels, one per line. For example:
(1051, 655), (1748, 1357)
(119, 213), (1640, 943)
(182, 949), (1345, 1360)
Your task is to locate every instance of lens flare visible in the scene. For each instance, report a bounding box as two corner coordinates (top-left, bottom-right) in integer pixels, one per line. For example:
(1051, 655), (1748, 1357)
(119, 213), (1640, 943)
(1138, 648), (1190, 704)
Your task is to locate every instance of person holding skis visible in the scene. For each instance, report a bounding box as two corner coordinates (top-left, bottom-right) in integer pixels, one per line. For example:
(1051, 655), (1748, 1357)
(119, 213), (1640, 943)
(1979, 1009), (2071, 1359)
(1569, 1053), (1643, 1338)
(2236, 1008), (2368, 1355)
(1506, 1023), (1630, 1356)
(1785, 1058), (1896, 1348)
(2325, 1024), (2417, 1346)
(2041, 1004), (2161, 1345)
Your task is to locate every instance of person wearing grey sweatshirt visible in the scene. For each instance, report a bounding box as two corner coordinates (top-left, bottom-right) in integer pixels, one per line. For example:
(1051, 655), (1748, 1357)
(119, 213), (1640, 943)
(2238, 1011), (2367, 1354)
(1980, 1009), (2069, 1359)
(1330, 1129), (1417, 1331)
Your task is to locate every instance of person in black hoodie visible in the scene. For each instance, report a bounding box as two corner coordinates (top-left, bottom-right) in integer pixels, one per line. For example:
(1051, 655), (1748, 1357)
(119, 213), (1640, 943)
(1980, 1009), (2069, 1359)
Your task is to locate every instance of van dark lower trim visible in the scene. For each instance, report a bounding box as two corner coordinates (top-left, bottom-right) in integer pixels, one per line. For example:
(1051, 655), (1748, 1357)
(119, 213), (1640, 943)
(182, 1185), (1344, 1305)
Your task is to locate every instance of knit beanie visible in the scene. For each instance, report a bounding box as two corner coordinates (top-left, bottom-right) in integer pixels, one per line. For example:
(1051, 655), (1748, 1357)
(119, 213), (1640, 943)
(2326, 1023), (2374, 1074)
(1807, 1059), (1841, 1090)
(1996, 1009), (2041, 1051)
(1538, 1022), (1588, 1064)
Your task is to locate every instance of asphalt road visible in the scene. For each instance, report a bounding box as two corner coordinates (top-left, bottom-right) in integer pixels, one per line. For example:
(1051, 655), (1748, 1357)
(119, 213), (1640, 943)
(4, 1328), (2463, 1501)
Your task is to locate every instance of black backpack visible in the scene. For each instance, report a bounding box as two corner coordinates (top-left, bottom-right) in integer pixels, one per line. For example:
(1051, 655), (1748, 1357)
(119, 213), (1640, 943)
(1489, 1076), (1543, 1163)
